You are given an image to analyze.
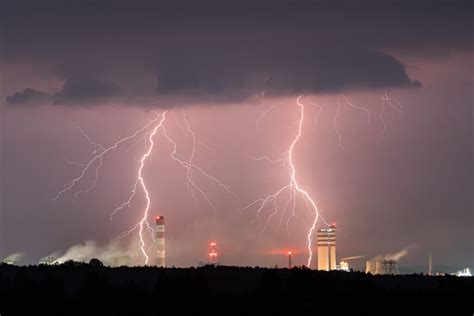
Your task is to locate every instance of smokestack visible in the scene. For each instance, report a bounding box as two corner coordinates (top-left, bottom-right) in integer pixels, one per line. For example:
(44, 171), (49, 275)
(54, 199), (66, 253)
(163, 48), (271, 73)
(428, 252), (432, 276)
(155, 216), (165, 267)
(288, 251), (292, 269)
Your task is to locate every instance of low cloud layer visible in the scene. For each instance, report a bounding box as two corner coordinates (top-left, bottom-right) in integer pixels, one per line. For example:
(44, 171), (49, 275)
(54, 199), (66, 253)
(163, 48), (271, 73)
(6, 79), (123, 105)
(3, 0), (470, 106)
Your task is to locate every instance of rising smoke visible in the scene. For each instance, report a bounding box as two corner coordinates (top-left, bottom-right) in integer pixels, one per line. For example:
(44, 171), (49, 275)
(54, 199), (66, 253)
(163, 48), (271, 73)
(38, 251), (62, 263)
(1, 252), (25, 264)
(51, 240), (141, 266)
(373, 245), (416, 261)
(341, 255), (365, 261)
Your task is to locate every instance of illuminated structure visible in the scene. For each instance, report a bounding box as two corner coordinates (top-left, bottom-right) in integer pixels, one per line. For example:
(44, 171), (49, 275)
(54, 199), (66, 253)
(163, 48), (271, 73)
(317, 223), (336, 271)
(155, 216), (165, 267)
(454, 268), (472, 277)
(365, 259), (399, 275)
(336, 260), (350, 272)
(39, 256), (56, 265)
(209, 242), (218, 264)
(288, 251), (292, 269)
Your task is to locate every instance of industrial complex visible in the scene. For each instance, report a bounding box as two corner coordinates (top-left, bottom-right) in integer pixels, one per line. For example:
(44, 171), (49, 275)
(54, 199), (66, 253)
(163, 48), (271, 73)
(1, 217), (470, 277)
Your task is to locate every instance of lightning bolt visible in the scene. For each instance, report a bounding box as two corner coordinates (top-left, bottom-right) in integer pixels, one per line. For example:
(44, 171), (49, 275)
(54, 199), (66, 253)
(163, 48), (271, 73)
(244, 95), (326, 267)
(54, 109), (233, 265)
(53, 113), (164, 202)
(333, 95), (371, 149)
(134, 112), (166, 263)
(256, 104), (278, 130)
(54, 92), (403, 267)
(334, 98), (344, 149)
(247, 94), (381, 267)
(379, 90), (404, 138)
(308, 100), (322, 130)
(160, 114), (236, 214)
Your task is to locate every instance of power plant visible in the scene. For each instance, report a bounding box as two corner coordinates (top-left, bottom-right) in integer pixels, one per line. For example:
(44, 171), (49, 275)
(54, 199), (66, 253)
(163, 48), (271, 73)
(317, 223), (336, 271)
(155, 216), (165, 267)
(365, 259), (399, 275)
(9, 214), (420, 272)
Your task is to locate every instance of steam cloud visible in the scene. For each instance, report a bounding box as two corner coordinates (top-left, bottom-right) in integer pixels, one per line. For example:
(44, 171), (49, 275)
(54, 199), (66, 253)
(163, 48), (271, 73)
(2, 252), (25, 264)
(341, 255), (365, 261)
(373, 245), (416, 261)
(51, 240), (143, 266)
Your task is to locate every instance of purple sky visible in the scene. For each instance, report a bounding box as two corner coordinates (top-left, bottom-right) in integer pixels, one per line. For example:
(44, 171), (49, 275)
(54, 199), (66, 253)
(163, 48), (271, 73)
(0, 0), (472, 271)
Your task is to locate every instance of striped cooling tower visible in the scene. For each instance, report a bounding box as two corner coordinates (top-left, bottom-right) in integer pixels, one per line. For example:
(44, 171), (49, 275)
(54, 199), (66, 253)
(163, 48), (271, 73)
(155, 216), (165, 267)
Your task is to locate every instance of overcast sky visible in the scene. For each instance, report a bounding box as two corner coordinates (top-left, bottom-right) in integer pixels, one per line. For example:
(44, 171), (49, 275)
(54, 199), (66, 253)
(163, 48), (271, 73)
(0, 0), (472, 271)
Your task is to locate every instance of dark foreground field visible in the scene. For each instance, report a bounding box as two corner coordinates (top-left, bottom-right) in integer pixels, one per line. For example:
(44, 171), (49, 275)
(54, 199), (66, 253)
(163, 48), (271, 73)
(0, 263), (473, 315)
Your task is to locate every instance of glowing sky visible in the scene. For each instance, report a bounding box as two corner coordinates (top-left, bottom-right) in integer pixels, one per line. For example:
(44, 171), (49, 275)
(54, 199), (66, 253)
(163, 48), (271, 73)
(0, 0), (472, 270)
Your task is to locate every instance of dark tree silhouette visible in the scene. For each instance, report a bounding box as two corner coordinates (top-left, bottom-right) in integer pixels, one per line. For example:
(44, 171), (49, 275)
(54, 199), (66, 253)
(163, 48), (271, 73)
(0, 263), (472, 315)
(89, 258), (104, 267)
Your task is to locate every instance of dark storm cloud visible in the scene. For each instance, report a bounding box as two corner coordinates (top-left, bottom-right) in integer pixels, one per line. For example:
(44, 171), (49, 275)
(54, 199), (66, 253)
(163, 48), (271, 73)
(156, 48), (421, 100)
(54, 79), (123, 104)
(5, 79), (124, 105)
(2, 0), (471, 104)
(5, 89), (49, 104)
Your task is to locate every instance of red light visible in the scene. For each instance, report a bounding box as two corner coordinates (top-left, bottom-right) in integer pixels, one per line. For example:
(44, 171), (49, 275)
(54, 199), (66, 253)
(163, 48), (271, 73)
(156, 216), (160, 220)
(288, 251), (292, 255)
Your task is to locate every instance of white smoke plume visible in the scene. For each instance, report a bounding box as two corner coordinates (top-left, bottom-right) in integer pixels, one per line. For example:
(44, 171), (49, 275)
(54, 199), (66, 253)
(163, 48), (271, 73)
(2, 252), (25, 264)
(52, 240), (143, 266)
(373, 245), (416, 261)
(341, 255), (365, 261)
(39, 251), (62, 263)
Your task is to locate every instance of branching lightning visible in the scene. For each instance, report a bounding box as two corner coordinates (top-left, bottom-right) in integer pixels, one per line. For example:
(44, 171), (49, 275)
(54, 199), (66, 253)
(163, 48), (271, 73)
(54, 109), (233, 265)
(244, 95), (326, 267)
(379, 90), (404, 138)
(334, 98), (344, 149)
(134, 112), (166, 263)
(247, 93), (402, 267)
(55, 91), (403, 267)
(333, 95), (371, 149)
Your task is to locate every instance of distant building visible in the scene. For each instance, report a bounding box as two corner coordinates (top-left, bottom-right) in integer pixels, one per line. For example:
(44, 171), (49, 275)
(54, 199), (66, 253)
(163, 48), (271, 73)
(365, 259), (399, 275)
(317, 223), (336, 271)
(454, 268), (472, 277)
(336, 260), (350, 272)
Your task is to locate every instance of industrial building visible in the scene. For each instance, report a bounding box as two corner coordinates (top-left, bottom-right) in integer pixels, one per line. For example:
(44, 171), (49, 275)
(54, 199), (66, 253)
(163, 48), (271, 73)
(365, 259), (399, 275)
(336, 260), (350, 272)
(155, 216), (165, 267)
(317, 223), (336, 271)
